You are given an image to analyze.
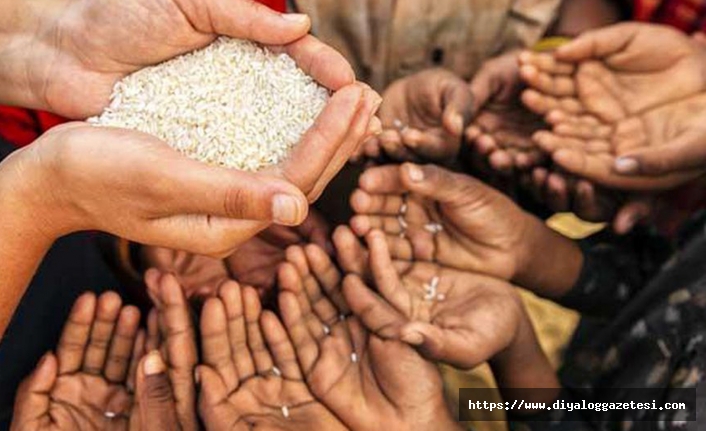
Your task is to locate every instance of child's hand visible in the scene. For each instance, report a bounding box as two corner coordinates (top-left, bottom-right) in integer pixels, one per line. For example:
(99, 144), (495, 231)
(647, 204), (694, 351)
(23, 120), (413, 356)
(11, 292), (142, 431)
(350, 163), (583, 297)
(143, 272), (200, 431)
(342, 230), (526, 370)
(196, 281), (346, 431)
(277, 247), (460, 431)
(465, 50), (548, 174)
(355, 68), (473, 164)
(520, 23), (706, 190)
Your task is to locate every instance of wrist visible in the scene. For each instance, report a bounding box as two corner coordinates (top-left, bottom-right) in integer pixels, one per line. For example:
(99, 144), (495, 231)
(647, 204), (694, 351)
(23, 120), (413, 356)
(512, 213), (584, 298)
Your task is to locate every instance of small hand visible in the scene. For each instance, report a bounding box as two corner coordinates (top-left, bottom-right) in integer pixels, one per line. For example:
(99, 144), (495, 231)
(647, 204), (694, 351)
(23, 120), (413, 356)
(355, 68), (472, 164)
(350, 163), (533, 281)
(465, 50), (548, 174)
(143, 272), (199, 431)
(11, 292), (141, 431)
(342, 230), (526, 370)
(196, 280), (347, 431)
(277, 251), (460, 431)
(519, 23), (706, 190)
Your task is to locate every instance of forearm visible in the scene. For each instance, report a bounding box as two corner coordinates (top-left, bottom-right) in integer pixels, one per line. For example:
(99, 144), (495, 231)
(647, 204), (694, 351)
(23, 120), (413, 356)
(0, 153), (55, 337)
(513, 214), (584, 299)
(490, 313), (561, 411)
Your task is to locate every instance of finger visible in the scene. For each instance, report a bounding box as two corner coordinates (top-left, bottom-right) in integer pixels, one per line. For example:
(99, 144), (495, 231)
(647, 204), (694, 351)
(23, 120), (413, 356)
(242, 286), (275, 374)
(342, 275), (405, 339)
(305, 244), (349, 315)
(104, 306), (141, 383)
(398, 322), (458, 365)
(156, 275), (199, 431)
(358, 165), (406, 195)
(280, 262), (329, 342)
(261, 311), (303, 380)
(521, 89), (584, 116)
(554, 22), (644, 62)
(397, 163), (483, 206)
(57, 292), (96, 375)
(275, 83), (367, 201)
(554, 148), (699, 191)
(127, 330), (146, 393)
(546, 173), (570, 212)
(200, 297), (239, 390)
(488, 150), (515, 174)
(518, 51), (576, 75)
(350, 215), (404, 236)
(441, 82), (474, 137)
(13, 353), (58, 423)
(616, 129), (706, 177)
(532, 130), (588, 153)
(367, 231), (411, 312)
(400, 128), (456, 161)
(519, 64), (576, 97)
(146, 309), (161, 352)
(350, 189), (406, 216)
(613, 196), (654, 235)
(332, 226), (372, 281)
(218, 281), (256, 380)
(83, 291), (122, 375)
(136, 351), (180, 431)
(381, 129), (418, 161)
(310, 86), (381, 199)
(279, 292), (320, 375)
(268, 34), (355, 91)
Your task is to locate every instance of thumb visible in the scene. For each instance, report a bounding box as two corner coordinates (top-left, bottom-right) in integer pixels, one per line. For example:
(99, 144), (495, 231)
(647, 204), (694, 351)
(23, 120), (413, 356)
(13, 353), (58, 425)
(615, 130), (706, 177)
(196, 0), (311, 45)
(400, 322), (448, 361)
(136, 351), (181, 431)
(441, 81), (474, 137)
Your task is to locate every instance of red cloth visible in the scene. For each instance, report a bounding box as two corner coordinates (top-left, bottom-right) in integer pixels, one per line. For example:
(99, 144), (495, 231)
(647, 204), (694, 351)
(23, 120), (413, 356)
(0, 0), (286, 148)
(633, 0), (706, 33)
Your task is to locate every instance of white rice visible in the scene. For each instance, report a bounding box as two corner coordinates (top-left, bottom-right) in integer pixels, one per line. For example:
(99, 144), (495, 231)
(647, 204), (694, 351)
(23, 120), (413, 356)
(88, 37), (330, 171)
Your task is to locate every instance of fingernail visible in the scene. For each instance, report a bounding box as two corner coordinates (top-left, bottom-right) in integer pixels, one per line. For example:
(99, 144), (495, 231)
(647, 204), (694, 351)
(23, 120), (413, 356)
(401, 331), (425, 345)
(144, 351), (166, 376)
(406, 165), (425, 182)
(451, 113), (464, 135)
(614, 157), (640, 175)
(281, 13), (309, 23)
(272, 194), (303, 225)
(194, 368), (201, 385)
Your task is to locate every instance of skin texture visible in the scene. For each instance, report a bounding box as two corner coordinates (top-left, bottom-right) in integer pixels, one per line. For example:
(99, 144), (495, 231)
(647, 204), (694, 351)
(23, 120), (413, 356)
(465, 50), (547, 174)
(143, 209), (333, 298)
(0, 0), (322, 118)
(277, 243), (460, 431)
(143, 272), (200, 431)
(349, 163), (583, 297)
(12, 293), (194, 431)
(520, 23), (706, 190)
(353, 68), (473, 164)
(196, 281), (347, 431)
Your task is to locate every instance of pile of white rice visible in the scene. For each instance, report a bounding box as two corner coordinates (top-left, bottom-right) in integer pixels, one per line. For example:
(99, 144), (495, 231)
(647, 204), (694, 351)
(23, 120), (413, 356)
(88, 37), (330, 171)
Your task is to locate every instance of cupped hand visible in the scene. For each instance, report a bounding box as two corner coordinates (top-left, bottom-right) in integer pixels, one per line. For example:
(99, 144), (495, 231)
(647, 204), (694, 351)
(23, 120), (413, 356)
(465, 50), (548, 174)
(11, 292), (141, 431)
(350, 163), (534, 281)
(196, 280), (347, 431)
(355, 68), (472, 163)
(519, 23), (706, 190)
(341, 230), (526, 370)
(8, 0), (352, 119)
(143, 272), (199, 431)
(277, 252), (460, 431)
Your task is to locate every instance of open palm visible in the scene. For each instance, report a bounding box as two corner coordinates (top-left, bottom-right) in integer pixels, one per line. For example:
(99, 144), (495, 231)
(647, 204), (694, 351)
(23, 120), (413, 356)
(197, 281), (346, 431)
